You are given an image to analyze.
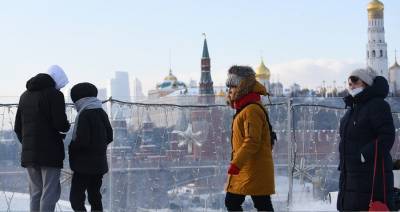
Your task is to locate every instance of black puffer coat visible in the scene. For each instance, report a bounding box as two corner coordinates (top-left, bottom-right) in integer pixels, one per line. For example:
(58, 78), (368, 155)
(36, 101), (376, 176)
(337, 76), (395, 211)
(14, 74), (70, 168)
(68, 109), (113, 175)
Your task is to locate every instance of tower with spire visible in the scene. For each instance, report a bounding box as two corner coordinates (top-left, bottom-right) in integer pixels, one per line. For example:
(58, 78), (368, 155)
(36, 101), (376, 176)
(366, 0), (388, 79)
(389, 50), (400, 96)
(198, 34), (215, 104)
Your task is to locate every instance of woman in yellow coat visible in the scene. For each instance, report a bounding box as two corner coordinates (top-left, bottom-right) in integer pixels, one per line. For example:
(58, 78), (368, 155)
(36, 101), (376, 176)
(224, 65), (275, 211)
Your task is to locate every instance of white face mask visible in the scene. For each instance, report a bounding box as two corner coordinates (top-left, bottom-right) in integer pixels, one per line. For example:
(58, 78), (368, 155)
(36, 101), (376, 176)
(348, 87), (364, 97)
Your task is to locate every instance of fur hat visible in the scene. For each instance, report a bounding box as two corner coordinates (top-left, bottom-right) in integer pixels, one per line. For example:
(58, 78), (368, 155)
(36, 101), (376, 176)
(70, 82), (98, 103)
(226, 66), (255, 88)
(226, 65), (257, 101)
(350, 67), (377, 86)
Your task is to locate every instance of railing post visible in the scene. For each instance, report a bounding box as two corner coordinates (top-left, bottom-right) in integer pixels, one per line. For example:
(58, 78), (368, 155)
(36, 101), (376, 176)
(107, 97), (113, 212)
(287, 98), (293, 210)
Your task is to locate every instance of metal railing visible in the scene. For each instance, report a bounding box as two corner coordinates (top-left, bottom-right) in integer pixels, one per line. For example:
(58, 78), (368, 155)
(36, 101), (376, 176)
(0, 97), (400, 211)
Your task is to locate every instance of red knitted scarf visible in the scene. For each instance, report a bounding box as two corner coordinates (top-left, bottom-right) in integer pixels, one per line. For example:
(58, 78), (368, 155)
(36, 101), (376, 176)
(233, 92), (261, 110)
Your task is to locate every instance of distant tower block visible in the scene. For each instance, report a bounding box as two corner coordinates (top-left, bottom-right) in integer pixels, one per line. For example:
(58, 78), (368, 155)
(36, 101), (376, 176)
(366, 0), (388, 79)
(198, 34), (215, 104)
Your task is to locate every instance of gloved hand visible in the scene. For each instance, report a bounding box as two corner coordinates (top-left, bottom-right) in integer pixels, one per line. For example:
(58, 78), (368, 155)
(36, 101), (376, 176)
(228, 163), (240, 175)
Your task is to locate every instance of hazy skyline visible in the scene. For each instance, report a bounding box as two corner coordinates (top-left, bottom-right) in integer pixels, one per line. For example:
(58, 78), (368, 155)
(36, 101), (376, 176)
(0, 0), (399, 101)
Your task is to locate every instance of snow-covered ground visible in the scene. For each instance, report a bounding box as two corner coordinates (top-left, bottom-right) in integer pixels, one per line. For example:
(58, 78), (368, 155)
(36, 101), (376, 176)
(291, 191), (337, 211)
(0, 174), (341, 211)
(167, 175), (337, 211)
(274, 176), (337, 211)
(0, 192), (72, 211)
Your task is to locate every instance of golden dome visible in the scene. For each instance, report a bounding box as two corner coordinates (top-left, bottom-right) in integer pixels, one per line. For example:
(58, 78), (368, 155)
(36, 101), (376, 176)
(368, 0), (384, 11)
(255, 60), (271, 80)
(216, 89), (226, 97)
(367, 0), (384, 19)
(164, 69), (177, 81)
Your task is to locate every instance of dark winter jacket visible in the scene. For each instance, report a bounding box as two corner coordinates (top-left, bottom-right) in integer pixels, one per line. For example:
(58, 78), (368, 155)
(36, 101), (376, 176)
(68, 109), (113, 175)
(337, 76), (395, 211)
(14, 74), (70, 168)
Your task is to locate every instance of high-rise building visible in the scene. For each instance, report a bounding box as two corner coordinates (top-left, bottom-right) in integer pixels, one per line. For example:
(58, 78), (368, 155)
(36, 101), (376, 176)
(65, 89), (72, 103)
(98, 88), (108, 101)
(131, 77), (145, 102)
(97, 88), (108, 111)
(366, 0), (388, 79)
(109, 71), (131, 101)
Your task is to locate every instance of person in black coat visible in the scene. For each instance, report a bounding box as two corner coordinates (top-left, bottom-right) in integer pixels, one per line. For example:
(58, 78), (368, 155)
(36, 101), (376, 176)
(69, 82), (113, 212)
(337, 68), (395, 211)
(14, 65), (71, 211)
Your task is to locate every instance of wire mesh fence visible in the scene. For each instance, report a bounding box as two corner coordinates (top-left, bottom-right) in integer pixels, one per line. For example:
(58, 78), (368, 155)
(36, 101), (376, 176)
(0, 97), (400, 211)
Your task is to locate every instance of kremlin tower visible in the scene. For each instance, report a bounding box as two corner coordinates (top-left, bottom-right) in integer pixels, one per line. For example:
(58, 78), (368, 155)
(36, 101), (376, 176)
(198, 35), (215, 104)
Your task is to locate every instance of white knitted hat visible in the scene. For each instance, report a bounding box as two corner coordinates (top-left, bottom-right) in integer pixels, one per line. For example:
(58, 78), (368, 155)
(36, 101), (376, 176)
(349, 67), (377, 86)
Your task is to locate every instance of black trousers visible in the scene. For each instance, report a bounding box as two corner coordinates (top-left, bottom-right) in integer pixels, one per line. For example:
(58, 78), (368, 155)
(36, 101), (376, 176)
(225, 192), (274, 211)
(70, 172), (104, 212)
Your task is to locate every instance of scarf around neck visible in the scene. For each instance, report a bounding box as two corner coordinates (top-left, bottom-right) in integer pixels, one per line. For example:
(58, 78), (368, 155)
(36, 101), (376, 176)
(72, 97), (103, 140)
(233, 92), (261, 110)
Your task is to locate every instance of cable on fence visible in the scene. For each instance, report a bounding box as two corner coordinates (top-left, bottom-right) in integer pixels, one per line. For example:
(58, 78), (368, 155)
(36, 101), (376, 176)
(292, 103), (345, 111)
(0, 104), (18, 107)
(104, 97), (288, 109)
(292, 103), (400, 114)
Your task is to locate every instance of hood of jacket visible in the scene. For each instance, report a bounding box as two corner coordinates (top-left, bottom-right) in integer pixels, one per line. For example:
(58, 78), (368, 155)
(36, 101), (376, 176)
(251, 81), (268, 96)
(47, 65), (69, 90)
(26, 73), (56, 91)
(227, 80), (268, 107)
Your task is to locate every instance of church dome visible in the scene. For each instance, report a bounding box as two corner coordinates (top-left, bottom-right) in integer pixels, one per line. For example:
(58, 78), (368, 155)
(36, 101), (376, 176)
(390, 61), (400, 71)
(389, 55), (400, 96)
(390, 52), (400, 71)
(157, 69), (187, 90)
(368, 0), (384, 11)
(367, 0), (384, 19)
(216, 89), (226, 97)
(389, 55), (400, 85)
(164, 70), (178, 81)
(255, 60), (270, 80)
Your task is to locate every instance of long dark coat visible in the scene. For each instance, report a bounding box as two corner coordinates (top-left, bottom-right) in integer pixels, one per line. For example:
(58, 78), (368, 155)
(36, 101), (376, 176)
(337, 76), (395, 211)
